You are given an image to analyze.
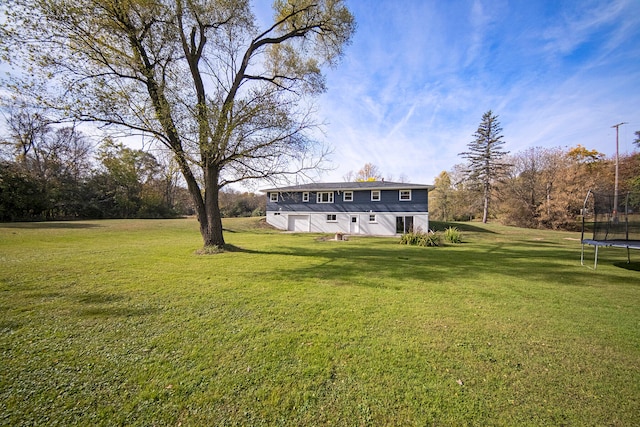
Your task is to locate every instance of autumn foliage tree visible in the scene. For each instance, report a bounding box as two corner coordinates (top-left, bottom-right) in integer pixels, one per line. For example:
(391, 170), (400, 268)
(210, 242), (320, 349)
(355, 163), (384, 182)
(1, 0), (355, 248)
(496, 145), (612, 229)
(430, 171), (453, 221)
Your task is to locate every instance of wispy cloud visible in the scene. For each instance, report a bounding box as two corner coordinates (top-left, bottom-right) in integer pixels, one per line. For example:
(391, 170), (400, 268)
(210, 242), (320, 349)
(313, 0), (640, 184)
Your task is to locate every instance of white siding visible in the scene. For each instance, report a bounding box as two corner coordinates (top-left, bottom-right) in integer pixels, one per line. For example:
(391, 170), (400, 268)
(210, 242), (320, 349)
(267, 210), (429, 236)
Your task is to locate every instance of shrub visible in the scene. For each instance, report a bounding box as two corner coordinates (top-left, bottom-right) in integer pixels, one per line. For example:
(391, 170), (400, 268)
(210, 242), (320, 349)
(444, 226), (462, 243)
(399, 229), (441, 247)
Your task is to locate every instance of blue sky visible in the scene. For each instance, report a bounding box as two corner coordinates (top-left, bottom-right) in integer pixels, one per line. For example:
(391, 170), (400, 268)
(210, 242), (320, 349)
(290, 0), (640, 184)
(2, 1), (638, 187)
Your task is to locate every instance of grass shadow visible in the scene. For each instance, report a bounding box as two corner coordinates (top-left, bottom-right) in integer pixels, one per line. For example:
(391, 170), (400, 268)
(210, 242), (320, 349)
(78, 306), (158, 317)
(74, 292), (156, 318)
(2, 221), (103, 229)
(76, 293), (125, 304)
(244, 235), (637, 290)
(613, 261), (640, 272)
(430, 221), (497, 234)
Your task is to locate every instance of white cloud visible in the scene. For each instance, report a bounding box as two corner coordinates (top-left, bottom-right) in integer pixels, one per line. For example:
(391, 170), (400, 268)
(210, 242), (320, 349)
(312, 0), (640, 184)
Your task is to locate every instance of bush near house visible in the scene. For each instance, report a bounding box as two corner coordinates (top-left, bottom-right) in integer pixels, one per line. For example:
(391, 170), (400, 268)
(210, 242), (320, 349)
(399, 228), (441, 246)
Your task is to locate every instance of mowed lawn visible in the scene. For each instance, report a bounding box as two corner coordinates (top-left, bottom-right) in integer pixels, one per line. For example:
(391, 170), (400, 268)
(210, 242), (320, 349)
(1, 218), (638, 426)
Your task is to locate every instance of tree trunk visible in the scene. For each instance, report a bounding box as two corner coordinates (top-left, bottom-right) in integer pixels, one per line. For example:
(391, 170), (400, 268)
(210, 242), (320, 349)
(202, 164), (225, 248)
(170, 150), (224, 249)
(482, 197), (488, 223)
(482, 183), (489, 223)
(202, 194), (225, 248)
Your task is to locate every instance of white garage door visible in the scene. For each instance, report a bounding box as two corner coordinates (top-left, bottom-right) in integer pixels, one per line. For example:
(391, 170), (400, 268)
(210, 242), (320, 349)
(287, 215), (309, 232)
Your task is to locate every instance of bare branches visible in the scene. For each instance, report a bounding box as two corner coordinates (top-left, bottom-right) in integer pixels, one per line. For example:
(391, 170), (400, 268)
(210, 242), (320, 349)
(1, 0), (354, 247)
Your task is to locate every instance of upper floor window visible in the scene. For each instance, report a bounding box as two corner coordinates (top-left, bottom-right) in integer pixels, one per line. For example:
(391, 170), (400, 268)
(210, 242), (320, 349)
(399, 190), (412, 201)
(317, 192), (334, 203)
(343, 191), (353, 202)
(302, 192), (309, 202)
(371, 190), (381, 201)
(270, 192), (278, 202)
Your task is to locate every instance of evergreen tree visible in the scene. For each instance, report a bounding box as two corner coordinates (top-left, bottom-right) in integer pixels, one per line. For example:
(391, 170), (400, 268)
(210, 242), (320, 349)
(460, 110), (509, 223)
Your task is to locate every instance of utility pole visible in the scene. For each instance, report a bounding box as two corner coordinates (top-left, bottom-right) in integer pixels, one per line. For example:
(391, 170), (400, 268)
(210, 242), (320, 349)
(611, 122), (627, 220)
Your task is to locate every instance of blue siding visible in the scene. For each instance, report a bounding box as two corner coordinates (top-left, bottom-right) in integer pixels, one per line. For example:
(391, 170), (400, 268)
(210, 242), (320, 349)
(267, 189), (429, 213)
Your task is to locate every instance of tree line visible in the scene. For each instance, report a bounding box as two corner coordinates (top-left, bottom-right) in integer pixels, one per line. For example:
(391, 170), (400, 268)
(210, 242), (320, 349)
(430, 111), (640, 230)
(0, 110), (264, 221)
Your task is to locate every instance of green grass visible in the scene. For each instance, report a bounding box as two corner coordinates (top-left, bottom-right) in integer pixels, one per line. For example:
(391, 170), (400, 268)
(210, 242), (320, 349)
(1, 218), (639, 426)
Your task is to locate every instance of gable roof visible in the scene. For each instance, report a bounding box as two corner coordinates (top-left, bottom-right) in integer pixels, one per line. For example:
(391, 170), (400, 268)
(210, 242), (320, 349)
(262, 181), (435, 192)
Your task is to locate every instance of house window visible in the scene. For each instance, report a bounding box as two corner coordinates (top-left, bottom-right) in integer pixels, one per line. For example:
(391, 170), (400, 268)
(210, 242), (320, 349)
(326, 214), (337, 222)
(371, 190), (381, 201)
(270, 193), (278, 202)
(302, 192), (309, 202)
(317, 192), (334, 203)
(369, 214), (376, 223)
(396, 216), (414, 233)
(399, 190), (412, 201)
(273, 212), (281, 216)
(343, 191), (353, 202)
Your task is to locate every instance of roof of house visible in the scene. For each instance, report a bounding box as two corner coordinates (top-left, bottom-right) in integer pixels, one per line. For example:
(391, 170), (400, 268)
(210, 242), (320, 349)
(263, 181), (435, 192)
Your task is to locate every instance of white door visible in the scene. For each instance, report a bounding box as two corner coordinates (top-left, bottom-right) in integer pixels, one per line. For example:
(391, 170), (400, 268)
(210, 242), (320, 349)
(349, 215), (359, 234)
(287, 215), (309, 232)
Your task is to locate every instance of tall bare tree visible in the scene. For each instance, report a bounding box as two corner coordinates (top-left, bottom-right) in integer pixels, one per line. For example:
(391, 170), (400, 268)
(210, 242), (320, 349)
(1, 0), (355, 248)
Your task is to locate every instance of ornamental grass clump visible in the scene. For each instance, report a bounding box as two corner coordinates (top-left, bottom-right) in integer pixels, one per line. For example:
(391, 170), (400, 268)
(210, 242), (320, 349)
(399, 229), (441, 247)
(444, 226), (462, 243)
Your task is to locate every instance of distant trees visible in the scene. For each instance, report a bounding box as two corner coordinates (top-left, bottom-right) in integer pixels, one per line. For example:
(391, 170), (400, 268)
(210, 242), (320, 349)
(439, 141), (639, 231)
(219, 190), (265, 218)
(0, 108), (93, 220)
(343, 163), (396, 182)
(0, 109), (194, 220)
(447, 110), (632, 231)
(0, 109), (266, 221)
(459, 111), (510, 223)
(356, 163), (384, 181)
(430, 171), (452, 221)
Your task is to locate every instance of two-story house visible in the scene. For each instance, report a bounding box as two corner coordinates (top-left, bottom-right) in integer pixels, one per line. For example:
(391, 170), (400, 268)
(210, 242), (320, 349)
(263, 181), (434, 236)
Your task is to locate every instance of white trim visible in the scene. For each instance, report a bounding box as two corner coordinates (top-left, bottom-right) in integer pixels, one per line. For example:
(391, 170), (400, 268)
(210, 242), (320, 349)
(399, 190), (412, 201)
(302, 192), (309, 202)
(270, 192), (278, 202)
(371, 190), (381, 201)
(343, 191), (353, 202)
(326, 214), (337, 222)
(317, 192), (334, 203)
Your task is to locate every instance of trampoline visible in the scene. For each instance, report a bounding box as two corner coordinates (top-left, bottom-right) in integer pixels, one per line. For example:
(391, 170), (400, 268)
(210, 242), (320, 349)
(581, 190), (640, 269)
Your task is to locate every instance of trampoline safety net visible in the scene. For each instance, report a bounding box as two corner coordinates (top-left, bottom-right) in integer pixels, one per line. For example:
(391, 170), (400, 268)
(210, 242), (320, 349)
(582, 191), (640, 242)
